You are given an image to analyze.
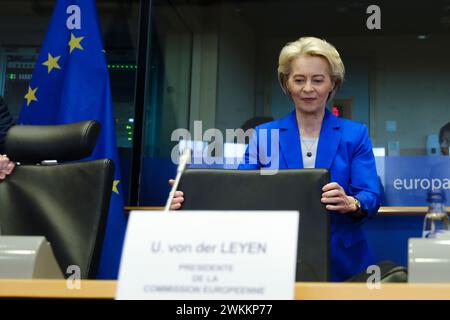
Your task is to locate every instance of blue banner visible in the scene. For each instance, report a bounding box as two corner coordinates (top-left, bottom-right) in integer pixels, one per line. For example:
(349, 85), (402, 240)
(19, 0), (127, 279)
(381, 156), (450, 206)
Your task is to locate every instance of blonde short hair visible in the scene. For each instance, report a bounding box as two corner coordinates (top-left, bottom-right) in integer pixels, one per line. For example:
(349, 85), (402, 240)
(277, 37), (345, 101)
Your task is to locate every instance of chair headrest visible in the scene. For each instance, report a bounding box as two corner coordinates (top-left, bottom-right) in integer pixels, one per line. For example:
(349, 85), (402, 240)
(5, 120), (101, 163)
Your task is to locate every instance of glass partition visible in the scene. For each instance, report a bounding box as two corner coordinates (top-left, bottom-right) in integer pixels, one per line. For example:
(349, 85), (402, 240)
(140, 0), (450, 269)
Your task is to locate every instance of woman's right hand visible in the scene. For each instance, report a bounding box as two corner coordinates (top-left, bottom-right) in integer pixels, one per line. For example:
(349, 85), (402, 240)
(168, 179), (184, 210)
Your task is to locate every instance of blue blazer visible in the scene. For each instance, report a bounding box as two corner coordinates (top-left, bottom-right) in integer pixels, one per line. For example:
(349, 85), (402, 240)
(239, 109), (381, 281)
(0, 97), (14, 154)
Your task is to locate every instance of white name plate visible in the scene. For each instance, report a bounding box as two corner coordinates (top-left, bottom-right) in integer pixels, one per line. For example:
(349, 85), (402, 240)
(116, 210), (299, 300)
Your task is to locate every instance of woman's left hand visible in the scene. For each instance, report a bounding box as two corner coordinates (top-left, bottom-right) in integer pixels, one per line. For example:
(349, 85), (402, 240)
(321, 182), (357, 214)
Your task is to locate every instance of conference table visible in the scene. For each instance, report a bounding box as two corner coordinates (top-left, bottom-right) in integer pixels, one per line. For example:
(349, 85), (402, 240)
(125, 206), (450, 215)
(1, 279), (450, 299)
(2, 206), (449, 300)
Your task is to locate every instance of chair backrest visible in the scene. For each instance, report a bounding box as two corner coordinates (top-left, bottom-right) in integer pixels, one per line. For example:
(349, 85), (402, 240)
(178, 168), (330, 282)
(5, 120), (100, 164)
(0, 121), (114, 279)
(346, 260), (408, 283)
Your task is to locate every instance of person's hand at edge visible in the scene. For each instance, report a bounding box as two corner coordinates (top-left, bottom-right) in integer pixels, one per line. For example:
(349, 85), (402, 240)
(0, 155), (15, 181)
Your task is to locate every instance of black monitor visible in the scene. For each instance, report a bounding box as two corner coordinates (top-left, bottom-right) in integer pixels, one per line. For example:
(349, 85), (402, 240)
(178, 168), (330, 282)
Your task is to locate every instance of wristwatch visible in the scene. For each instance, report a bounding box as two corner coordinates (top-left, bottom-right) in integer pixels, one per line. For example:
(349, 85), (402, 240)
(347, 197), (366, 220)
(353, 197), (361, 212)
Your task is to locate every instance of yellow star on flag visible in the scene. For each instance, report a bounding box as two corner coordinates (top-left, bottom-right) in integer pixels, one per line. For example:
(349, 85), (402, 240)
(24, 86), (38, 106)
(68, 33), (84, 53)
(42, 53), (61, 74)
(112, 180), (120, 195)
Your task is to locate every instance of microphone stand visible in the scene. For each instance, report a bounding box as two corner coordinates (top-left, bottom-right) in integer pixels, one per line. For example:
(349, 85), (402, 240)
(164, 148), (191, 212)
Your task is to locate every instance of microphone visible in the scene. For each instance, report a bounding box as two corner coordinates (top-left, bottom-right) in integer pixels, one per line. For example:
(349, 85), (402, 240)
(164, 147), (191, 212)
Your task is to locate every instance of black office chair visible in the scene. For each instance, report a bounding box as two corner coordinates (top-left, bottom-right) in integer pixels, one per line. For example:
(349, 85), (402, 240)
(345, 260), (408, 283)
(178, 168), (331, 282)
(0, 121), (114, 279)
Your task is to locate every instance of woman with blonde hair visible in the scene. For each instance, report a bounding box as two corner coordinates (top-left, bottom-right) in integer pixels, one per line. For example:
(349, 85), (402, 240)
(171, 37), (380, 281)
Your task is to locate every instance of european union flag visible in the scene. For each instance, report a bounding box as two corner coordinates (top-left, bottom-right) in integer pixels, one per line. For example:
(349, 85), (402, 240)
(19, 0), (127, 279)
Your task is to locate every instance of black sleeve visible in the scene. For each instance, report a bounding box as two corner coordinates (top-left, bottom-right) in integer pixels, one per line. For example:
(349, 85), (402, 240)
(0, 96), (15, 154)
